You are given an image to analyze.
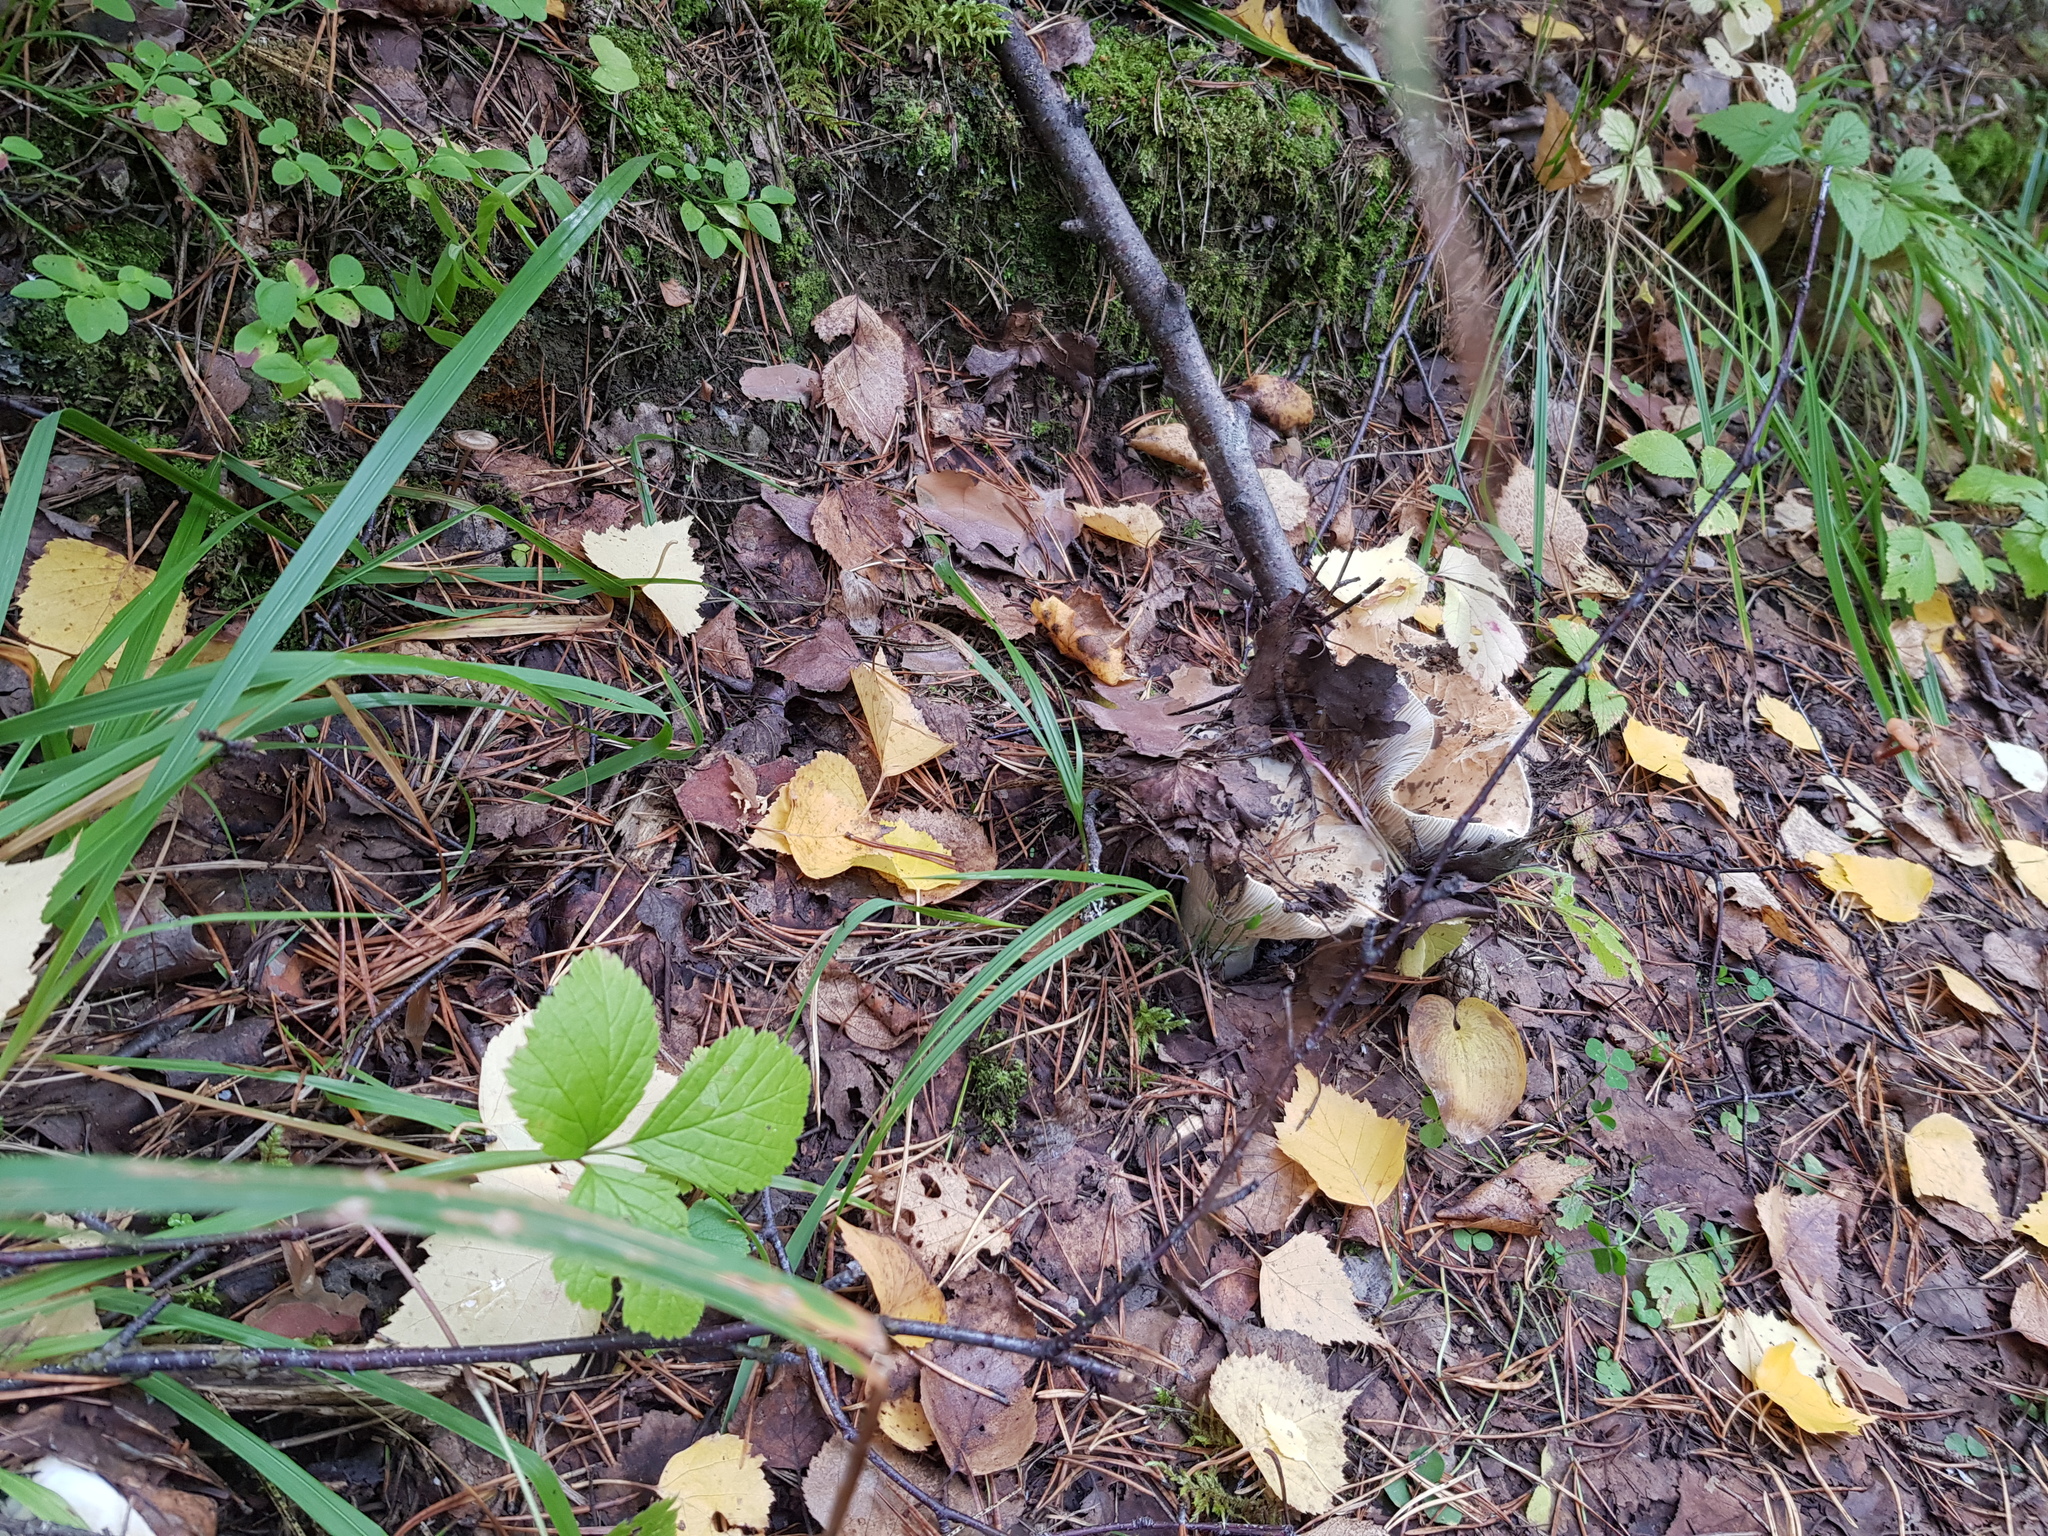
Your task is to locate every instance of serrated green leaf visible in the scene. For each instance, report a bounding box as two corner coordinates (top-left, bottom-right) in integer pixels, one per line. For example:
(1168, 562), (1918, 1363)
(1913, 215), (1985, 297)
(1619, 429), (1696, 481)
(1882, 524), (1938, 603)
(508, 948), (659, 1160)
(557, 1163), (695, 1329)
(1826, 172), (1909, 259)
(1526, 666), (1586, 716)
(1696, 102), (1802, 166)
(1548, 615), (1599, 663)
(1816, 112), (1870, 169)
(631, 1028), (806, 1194)
(1891, 145), (1962, 205)
(1948, 464), (2048, 506)
(1697, 445), (1738, 492)
(1930, 522), (1992, 590)
(1586, 676), (1629, 736)
(1880, 462), (1931, 517)
(2000, 516), (2048, 598)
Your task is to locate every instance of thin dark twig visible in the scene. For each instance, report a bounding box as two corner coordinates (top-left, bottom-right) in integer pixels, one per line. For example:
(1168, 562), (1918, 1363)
(873, 1318), (1126, 1380)
(0, 1226), (326, 1269)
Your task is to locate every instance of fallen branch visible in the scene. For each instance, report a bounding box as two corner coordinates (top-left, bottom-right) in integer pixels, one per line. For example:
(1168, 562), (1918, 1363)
(993, 12), (1306, 605)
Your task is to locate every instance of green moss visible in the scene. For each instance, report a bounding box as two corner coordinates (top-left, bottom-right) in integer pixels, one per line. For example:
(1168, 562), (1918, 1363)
(964, 1048), (1029, 1129)
(1939, 121), (2028, 208)
(860, 0), (1008, 56)
(596, 30), (718, 159)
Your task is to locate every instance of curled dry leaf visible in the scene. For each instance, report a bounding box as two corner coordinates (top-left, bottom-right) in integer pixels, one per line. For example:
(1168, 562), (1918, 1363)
(1438, 546), (1527, 688)
(1408, 995), (1527, 1143)
(738, 363), (821, 406)
(1903, 1112), (2005, 1241)
(836, 1221), (945, 1348)
(17, 538), (190, 685)
(1261, 467), (1314, 542)
(1075, 502), (1164, 548)
(1274, 1064), (1406, 1208)
(1211, 1132), (1317, 1237)
(1623, 718), (1692, 782)
(1033, 591), (1131, 686)
(874, 1163), (1011, 1269)
(1721, 1310), (1875, 1435)
(1206, 1353), (1356, 1514)
(814, 294), (909, 457)
(657, 1434), (773, 1536)
(1127, 421), (1204, 478)
(1439, 1152), (1583, 1234)
(877, 1397), (936, 1453)
(1236, 372), (1315, 434)
(2011, 1276), (2048, 1347)
(1892, 796), (1996, 868)
(851, 660), (952, 778)
(1257, 1232), (1388, 1346)
(584, 521), (707, 638)
(1535, 93), (1592, 188)
(1757, 695), (1822, 751)
(750, 751), (979, 899)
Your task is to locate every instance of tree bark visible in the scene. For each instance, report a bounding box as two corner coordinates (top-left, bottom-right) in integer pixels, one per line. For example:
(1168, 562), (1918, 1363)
(993, 14), (1307, 605)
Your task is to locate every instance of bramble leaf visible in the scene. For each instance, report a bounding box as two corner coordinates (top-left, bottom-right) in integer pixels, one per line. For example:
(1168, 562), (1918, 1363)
(631, 1029), (807, 1194)
(507, 948), (660, 1160)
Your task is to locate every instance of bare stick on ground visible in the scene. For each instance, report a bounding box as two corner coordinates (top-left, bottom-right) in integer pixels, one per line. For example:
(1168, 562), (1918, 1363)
(993, 13), (1306, 605)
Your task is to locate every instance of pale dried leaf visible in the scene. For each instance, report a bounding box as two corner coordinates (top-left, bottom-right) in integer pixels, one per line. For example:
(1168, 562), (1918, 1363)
(1623, 718), (1692, 782)
(1237, 373), (1314, 433)
(1408, 996), (1526, 1143)
(1683, 757), (1743, 819)
(1075, 502), (1164, 548)
(814, 294), (908, 456)
(1816, 853), (1932, 923)
(1989, 739), (2048, 792)
(1206, 1353), (1356, 1513)
(877, 1397), (936, 1453)
(0, 850), (72, 1023)
(1904, 1113), (2003, 1229)
(1779, 806), (1854, 868)
(583, 521), (707, 638)
(852, 661), (952, 778)
(1257, 1232), (1388, 1346)
(1758, 695), (1821, 751)
(658, 1435), (772, 1536)
(1128, 421), (1203, 477)
(1937, 965), (2003, 1016)
(1439, 546), (1526, 687)
(2004, 839), (2048, 905)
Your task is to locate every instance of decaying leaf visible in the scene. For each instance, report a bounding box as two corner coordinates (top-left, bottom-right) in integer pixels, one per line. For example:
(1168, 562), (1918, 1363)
(1816, 853), (1932, 923)
(1033, 591), (1131, 685)
(1128, 421), (1204, 477)
(1257, 1232), (1388, 1345)
(1408, 995), (1526, 1143)
(1937, 965), (2003, 1016)
(2003, 839), (2048, 906)
(1490, 462), (1622, 594)
(1903, 1112), (2004, 1240)
(803, 1439), (947, 1536)
(1076, 667), (1227, 759)
(584, 520), (708, 638)
(1236, 373), (1314, 433)
(1439, 1152), (1583, 1234)
(814, 294), (909, 457)
(1988, 739), (2048, 793)
(1211, 1132), (1318, 1237)
(1274, 1065), (1406, 1208)
(1623, 718), (1693, 782)
(920, 1268), (1036, 1475)
(1779, 806), (1854, 867)
(2016, 1192), (2048, 1247)
(1683, 757), (1743, 820)
(1893, 796), (1997, 868)
(1520, 11), (1586, 43)
(1438, 546), (1526, 687)
(851, 660), (952, 778)
(658, 1434), (772, 1536)
(1757, 695), (1821, 751)
(1206, 1353), (1356, 1513)
(0, 850), (72, 1023)
(1261, 467), (1314, 541)
(874, 1163), (1011, 1269)
(750, 752), (977, 899)
(1753, 1188), (1906, 1408)
(17, 538), (190, 685)
(1075, 502), (1164, 548)
(1534, 94), (1592, 189)
(837, 1221), (945, 1348)
(738, 363), (821, 406)
(1721, 1310), (1874, 1435)
(1818, 774), (1885, 835)
(911, 471), (1036, 566)
(2012, 1276), (2048, 1347)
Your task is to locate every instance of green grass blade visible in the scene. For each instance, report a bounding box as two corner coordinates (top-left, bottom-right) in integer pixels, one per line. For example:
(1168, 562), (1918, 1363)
(0, 415), (59, 601)
(52, 1055), (475, 1131)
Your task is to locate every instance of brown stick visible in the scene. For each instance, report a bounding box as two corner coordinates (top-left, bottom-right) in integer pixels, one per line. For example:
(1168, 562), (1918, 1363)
(992, 13), (1306, 605)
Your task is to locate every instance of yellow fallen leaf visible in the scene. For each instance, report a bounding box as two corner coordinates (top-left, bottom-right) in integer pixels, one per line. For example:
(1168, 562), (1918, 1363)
(1757, 695), (1821, 751)
(2003, 839), (2048, 905)
(1682, 756), (1742, 820)
(16, 538), (189, 686)
(1752, 1341), (1875, 1434)
(1075, 502), (1164, 549)
(2016, 1192), (2048, 1247)
(1127, 421), (1204, 477)
(1903, 1112), (2003, 1227)
(1818, 853), (1932, 923)
(658, 1434), (773, 1536)
(1257, 1232), (1389, 1346)
(1033, 593), (1131, 686)
(583, 520), (707, 638)
(1519, 12), (1585, 43)
(1937, 965), (2004, 1016)
(1916, 589), (1957, 650)
(751, 752), (871, 878)
(0, 850), (71, 1024)
(836, 1220), (946, 1348)
(1207, 1353), (1355, 1513)
(878, 1395), (936, 1452)
(1408, 996), (1525, 1144)
(1228, 0), (1312, 60)
(1622, 718), (1692, 782)
(1274, 1064), (1406, 1207)
(851, 659), (952, 778)
(1396, 918), (1471, 978)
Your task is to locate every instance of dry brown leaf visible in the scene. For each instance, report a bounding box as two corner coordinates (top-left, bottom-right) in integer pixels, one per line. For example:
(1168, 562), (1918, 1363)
(1903, 1113), (2005, 1240)
(17, 538), (190, 685)
(814, 294), (909, 457)
(1274, 1065), (1406, 1208)
(583, 521), (707, 638)
(1408, 996), (1526, 1143)
(802, 1439), (947, 1536)
(1439, 1153), (1583, 1234)
(851, 660), (952, 778)
(837, 1221), (946, 1348)
(738, 364), (821, 406)
(1753, 1188), (1907, 1408)
(920, 1268), (1037, 1475)
(911, 471), (1032, 563)
(1128, 421), (1204, 477)
(1033, 591), (1131, 685)
(1892, 796), (1997, 868)
(1534, 94), (1591, 189)
(1257, 1232), (1389, 1346)
(1206, 1353), (1356, 1513)
(1075, 502), (1164, 548)
(874, 1163), (1011, 1269)
(812, 482), (904, 574)
(2011, 1276), (2048, 1347)
(1236, 373), (1315, 433)
(658, 1434), (772, 1536)
(1211, 1132), (1317, 1237)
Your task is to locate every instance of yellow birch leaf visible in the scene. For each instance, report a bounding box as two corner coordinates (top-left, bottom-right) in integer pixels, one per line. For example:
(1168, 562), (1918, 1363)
(1519, 12), (1586, 43)
(1682, 756), (1743, 820)
(1903, 1112), (2003, 1226)
(1227, 0), (1312, 60)
(1752, 1342), (1875, 1434)
(1819, 853), (1932, 923)
(1622, 718), (1692, 782)
(836, 1220), (946, 1348)
(1757, 695), (1821, 751)
(749, 752), (869, 878)
(852, 660), (952, 778)
(583, 520), (707, 638)
(2015, 1192), (2048, 1247)
(1937, 965), (2004, 1016)
(658, 1434), (773, 1536)
(2002, 839), (2048, 905)
(1206, 1353), (1355, 1514)
(1395, 918), (1471, 978)
(1408, 996), (1526, 1144)
(1274, 1064), (1406, 1207)
(878, 1396), (936, 1452)
(850, 816), (960, 896)
(1075, 503), (1164, 549)
(1257, 1232), (1389, 1346)
(16, 538), (189, 685)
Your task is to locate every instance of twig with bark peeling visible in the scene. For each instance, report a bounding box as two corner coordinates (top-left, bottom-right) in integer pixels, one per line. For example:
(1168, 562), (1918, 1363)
(993, 12), (1305, 605)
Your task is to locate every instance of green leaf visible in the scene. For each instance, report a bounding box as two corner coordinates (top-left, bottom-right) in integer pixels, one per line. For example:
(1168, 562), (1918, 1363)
(252, 351), (308, 386)
(589, 35), (642, 93)
(1526, 666), (1586, 716)
(1880, 462), (1931, 517)
(1816, 112), (1870, 169)
(2, 136), (44, 163)
(631, 1027), (807, 1194)
(1619, 429), (1696, 481)
(611, 1501), (679, 1536)
(11, 279), (62, 299)
(508, 948), (659, 1159)
(255, 278), (299, 327)
(314, 289), (362, 326)
(1697, 102), (1802, 166)
(1882, 525), (1937, 602)
(1891, 145), (1962, 205)
(1586, 676), (1628, 736)
(697, 223), (729, 260)
(1930, 522), (1992, 591)
(328, 253), (366, 288)
(723, 160), (750, 201)
(1548, 615), (1598, 662)
(356, 283), (395, 321)
(1824, 172), (1910, 259)
(557, 1163), (702, 1330)
(0, 1467), (86, 1528)
(65, 293), (121, 344)
(1912, 215), (1986, 298)
(1696, 444), (1738, 492)
(1395, 919), (1470, 979)
(746, 200), (782, 243)
(759, 185), (796, 206)
(2000, 516), (2048, 598)
(1947, 464), (2048, 506)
